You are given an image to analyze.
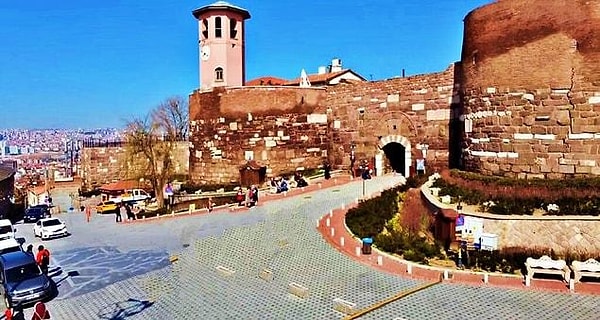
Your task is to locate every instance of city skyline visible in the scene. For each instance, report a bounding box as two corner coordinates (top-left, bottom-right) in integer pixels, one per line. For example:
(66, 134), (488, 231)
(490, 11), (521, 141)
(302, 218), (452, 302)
(0, 0), (491, 129)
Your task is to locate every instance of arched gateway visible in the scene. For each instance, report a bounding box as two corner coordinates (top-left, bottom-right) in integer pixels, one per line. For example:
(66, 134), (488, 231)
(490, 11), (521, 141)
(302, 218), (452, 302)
(376, 135), (412, 177)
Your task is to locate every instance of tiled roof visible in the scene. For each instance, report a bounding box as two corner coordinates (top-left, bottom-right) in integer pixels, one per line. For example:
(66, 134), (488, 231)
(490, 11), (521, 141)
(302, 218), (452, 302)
(99, 180), (139, 192)
(246, 76), (287, 86)
(192, 1), (251, 19)
(284, 69), (363, 86)
(0, 166), (15, 182)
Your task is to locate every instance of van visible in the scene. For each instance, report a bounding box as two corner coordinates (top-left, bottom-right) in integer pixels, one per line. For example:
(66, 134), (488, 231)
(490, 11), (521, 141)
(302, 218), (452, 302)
(0, 220), (16, 241)
(0, 251), (53, 307)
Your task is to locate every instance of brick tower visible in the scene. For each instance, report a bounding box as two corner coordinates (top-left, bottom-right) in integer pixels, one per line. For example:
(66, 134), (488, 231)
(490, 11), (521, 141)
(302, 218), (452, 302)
(192, 1), (251, 90)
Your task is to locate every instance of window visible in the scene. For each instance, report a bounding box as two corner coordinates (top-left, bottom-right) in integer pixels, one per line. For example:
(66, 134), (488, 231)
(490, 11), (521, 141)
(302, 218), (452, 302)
(230, 18), (237, 38)
(202, 19), (209, 39)
(215, 17), (222, 38)
(215, 67), (224, 81)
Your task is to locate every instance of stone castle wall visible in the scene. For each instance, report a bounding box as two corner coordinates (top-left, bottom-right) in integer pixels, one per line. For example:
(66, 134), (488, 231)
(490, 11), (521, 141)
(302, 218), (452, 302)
(461, 0), (600, 178)
(325, 64), (460, 172)
(189, 87), (330, 184)
(80, 142), (189, 190)
(189, 66), (460, 184)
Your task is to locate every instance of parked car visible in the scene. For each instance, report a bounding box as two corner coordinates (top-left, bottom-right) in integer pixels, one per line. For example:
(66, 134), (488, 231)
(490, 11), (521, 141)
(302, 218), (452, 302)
(0, 220), (16, 241)
(23, 206), (50, 223)
(96, 201), (118, 214)
(0, 251), (53, 308)
(33, 218), (69, 240)
(0, 239), (21, 255)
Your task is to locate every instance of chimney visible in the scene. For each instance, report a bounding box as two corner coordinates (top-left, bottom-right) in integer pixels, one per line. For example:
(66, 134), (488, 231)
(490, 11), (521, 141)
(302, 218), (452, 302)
(330, 58), (342, 72)
(318, 66), (327, 75)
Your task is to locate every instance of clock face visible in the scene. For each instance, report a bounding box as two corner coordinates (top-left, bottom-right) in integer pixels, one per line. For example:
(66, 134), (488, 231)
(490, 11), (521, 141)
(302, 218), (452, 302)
(201, 45), (210, 61)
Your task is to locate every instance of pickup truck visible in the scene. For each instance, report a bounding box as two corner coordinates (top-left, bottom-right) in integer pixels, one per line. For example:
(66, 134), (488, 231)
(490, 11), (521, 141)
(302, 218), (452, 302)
(109, 189), (151, 204)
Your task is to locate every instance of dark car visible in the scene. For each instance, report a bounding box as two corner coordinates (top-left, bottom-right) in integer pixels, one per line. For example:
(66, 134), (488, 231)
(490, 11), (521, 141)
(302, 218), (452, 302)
(0, 251), (53, 308)
(23, 206), (50, 223)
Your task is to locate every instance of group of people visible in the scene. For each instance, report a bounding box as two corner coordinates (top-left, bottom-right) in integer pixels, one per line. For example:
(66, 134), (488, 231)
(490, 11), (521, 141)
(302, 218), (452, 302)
(235, 185), (259, 207)
(5, 301), (51, 320)
(115, 202), (137, 223)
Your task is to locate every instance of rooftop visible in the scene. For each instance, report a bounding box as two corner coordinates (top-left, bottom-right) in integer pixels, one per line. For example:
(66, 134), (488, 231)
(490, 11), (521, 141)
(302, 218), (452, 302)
(192, 1), (251, 20)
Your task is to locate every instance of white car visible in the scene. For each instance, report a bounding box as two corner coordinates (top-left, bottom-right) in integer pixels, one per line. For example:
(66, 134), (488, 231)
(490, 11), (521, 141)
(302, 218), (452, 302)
(33, 218), (69, 240)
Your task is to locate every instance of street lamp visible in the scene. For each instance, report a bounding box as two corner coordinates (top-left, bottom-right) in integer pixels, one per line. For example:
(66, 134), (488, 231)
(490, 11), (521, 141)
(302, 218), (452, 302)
(350, 143), (356, 177)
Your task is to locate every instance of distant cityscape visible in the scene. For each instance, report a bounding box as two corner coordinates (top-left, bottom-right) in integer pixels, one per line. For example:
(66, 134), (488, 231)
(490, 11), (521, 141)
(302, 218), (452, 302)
(0, 128), (125, 189)
(0, 128), (122, 156)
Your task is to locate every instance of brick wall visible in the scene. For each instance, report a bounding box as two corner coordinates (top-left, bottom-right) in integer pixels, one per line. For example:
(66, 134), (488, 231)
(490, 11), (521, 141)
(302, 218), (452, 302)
(461, 0), (600, 178)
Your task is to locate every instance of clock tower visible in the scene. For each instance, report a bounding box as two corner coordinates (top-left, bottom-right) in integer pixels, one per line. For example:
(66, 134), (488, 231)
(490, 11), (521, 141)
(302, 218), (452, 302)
(192, 1), (251, 90)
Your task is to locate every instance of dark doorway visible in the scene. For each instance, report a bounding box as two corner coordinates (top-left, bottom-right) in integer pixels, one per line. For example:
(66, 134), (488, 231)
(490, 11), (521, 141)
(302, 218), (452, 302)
(382, 142), (406, 176)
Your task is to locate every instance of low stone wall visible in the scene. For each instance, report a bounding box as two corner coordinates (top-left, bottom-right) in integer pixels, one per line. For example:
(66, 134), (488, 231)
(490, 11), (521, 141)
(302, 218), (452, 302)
(421, 179), (600, 253)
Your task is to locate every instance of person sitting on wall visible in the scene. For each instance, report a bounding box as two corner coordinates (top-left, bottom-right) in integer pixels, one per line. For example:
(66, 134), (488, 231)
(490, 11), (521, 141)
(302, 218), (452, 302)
(277, 178), (289, 193)
(295, 172), (308, 188)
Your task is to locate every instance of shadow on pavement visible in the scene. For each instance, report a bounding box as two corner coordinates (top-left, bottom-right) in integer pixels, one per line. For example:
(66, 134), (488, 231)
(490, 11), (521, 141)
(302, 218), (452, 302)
(97, 298), (154, 320)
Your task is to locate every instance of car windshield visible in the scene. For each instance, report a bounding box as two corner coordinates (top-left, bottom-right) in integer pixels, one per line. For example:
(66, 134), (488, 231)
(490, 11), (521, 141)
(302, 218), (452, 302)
(5, 263), (41, 282)
(42, 219), (62, 227)
(26, 208), (42, 215)
(0, 226), (13, 235)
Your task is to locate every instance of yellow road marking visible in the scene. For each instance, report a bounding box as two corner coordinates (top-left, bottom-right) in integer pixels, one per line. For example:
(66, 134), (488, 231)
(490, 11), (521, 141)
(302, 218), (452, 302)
(343, 279), (441, 320)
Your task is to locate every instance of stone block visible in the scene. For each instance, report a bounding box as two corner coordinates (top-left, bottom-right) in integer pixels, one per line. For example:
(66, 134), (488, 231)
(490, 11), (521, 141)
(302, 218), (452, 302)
(534, 134), (555, 140)
(558, 165), (575, 174)
(387, 94), (400, 103)
(589, 96), (600, 104)
(412, 103), (425, 111)
(259, 268), (274, 282)
(333, 298), (356, 315)
(289, 282), (309, 299)
(216, 265), (236, 277)
(307, 114), (327, 124)
(579, 159), (596, 167)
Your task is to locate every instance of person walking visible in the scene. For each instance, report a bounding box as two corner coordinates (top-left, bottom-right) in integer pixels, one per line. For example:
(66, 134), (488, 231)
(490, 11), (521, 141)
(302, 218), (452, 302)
(251, 185), (259, 206)
(207, 197), (214, 212)
(236, 188), (244, 207)
(35, 245), (50, 275)
(31, 302), (50, 320)
(125, 204), (135, 221)
(115, 202), (124, 223)
(25, 244), (34, 256)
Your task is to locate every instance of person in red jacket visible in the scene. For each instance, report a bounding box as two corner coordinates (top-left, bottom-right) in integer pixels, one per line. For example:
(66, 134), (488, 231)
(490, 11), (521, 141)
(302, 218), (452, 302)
(31, 302), (50, 320)
(35, 245), (50, 275)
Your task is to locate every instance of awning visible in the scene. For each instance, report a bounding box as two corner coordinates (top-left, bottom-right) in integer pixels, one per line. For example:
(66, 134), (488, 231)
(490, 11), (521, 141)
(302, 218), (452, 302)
(99, 180), (139, 192)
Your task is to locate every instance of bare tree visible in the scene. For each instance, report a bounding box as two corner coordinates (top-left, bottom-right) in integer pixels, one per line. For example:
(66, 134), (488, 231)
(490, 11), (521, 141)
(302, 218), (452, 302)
(124, 96), (188, 209)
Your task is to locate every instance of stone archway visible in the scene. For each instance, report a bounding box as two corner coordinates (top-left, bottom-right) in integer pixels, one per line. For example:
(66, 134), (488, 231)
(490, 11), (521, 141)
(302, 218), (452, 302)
(377, 135), (412, 177)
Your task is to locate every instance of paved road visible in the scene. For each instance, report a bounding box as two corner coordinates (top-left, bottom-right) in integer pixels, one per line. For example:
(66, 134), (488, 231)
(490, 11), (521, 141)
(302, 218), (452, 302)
(10, 175), (600, 319)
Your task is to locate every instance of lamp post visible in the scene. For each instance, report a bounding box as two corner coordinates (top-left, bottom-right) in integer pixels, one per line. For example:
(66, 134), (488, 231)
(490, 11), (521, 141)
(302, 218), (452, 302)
(349, 143), (356, 177)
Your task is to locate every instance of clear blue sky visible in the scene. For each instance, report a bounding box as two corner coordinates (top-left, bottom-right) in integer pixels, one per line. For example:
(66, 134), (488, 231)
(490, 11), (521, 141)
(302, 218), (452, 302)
(0, 0), (491, 130)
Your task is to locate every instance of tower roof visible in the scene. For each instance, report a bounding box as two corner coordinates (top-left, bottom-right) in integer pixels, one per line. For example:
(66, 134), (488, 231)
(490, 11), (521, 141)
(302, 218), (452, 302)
(192, 1), (251, 20)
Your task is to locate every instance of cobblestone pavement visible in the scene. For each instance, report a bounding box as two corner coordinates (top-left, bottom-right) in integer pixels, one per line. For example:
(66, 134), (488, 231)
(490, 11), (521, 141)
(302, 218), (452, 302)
(11, 175), (600, 319)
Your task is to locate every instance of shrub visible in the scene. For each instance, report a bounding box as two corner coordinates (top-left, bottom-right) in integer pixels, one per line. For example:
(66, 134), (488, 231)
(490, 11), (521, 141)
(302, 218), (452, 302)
(432, 169), (600, 215)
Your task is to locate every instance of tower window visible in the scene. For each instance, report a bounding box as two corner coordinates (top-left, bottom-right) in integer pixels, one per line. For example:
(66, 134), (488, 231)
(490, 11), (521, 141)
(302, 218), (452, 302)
(215, 17), (222, 38)
(202, 19), (209, 39)
(215, 67), (224, 81)
(230, 18), (238, 38)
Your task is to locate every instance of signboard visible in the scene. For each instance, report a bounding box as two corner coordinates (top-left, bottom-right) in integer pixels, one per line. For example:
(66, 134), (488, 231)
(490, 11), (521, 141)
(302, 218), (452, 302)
(480, 233), (498, 251)
(416, 159), (425, 171)
(455, 215), (484, 249)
